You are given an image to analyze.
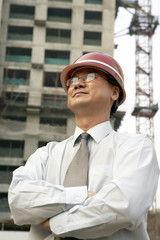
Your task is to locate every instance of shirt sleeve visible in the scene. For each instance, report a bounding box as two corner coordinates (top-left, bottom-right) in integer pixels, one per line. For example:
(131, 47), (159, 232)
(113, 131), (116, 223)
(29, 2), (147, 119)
(8, 143), (87, 226)
(49, 135), (159, 239)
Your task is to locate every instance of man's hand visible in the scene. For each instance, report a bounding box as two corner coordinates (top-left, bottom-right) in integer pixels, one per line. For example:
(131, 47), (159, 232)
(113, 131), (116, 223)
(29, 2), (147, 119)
(41, 219), (51, 232)
(87, 191), (96, 199)
(40, 192), (96, 231)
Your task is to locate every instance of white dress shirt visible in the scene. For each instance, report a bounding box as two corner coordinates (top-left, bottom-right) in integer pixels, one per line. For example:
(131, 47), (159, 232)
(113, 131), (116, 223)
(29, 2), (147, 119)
(8, 121), (159, 240)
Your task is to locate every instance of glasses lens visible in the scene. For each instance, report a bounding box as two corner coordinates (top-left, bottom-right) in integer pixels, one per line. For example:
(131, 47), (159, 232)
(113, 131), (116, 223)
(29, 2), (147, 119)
(70, 77), (79, 86)
(86, 73), (95, 82)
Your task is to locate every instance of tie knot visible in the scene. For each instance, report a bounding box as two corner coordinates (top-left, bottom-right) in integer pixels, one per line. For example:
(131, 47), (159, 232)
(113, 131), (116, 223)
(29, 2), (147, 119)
(81, 132), (89, 140)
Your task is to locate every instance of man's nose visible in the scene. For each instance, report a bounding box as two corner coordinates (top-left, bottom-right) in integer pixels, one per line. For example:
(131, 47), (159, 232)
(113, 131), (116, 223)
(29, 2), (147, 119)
(74, 77), (86, 88)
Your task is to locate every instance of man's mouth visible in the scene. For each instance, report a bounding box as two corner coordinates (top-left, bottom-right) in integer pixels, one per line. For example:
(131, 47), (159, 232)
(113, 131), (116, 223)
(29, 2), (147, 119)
(73, 91), (87, 97)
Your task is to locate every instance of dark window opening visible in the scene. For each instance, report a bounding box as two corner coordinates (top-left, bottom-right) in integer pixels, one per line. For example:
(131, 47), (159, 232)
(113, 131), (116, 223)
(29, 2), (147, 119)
(44, 72), (61, 87)
(49, 0), (72, 2)
(85, 0), (102, 4)
(0, 139), (24, 158)
(38, 141), (48, 148)
(8, 26), (33, 41)
(3, 69), (30, 85)
(0, 166), (18, 186)
(46, 28), (71, 44)
(10, 4), (35, 20)
(84, 11), (102, 25)
(42, 94), (67, 109)
(84, 31), (101, 46)
(2, 115), (26, 122)
(48, 8), (72, 23)
(45, 50), (70, 65)
(6, 47), (32, 63)
(5, 92), (28, 105)
(40, 117), (67, 126)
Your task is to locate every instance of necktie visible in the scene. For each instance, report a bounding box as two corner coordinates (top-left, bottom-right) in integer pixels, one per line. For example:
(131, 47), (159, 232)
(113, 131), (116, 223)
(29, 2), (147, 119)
(64, 133), (90, 187)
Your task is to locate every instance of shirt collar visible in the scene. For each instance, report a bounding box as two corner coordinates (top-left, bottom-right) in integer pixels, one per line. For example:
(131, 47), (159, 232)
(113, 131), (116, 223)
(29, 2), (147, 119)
(73, 121), (113, 145)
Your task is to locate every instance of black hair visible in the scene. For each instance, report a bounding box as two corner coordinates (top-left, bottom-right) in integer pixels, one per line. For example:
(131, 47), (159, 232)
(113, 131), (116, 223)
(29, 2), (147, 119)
(106, 74), (121, 117)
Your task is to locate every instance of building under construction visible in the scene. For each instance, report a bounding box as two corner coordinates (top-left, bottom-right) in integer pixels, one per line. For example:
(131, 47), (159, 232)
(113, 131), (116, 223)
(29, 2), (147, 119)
(0, 0), (126, 235)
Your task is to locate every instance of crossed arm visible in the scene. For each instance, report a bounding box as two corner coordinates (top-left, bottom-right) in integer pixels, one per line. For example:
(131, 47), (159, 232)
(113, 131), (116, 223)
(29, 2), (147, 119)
(41, 192), (96, 232)
(8, 137), (159, 238)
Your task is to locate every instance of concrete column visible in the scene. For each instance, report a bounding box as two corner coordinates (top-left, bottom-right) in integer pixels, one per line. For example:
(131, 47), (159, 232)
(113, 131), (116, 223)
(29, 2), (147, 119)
(70, 0), (85, 63)
(0, 0), (9, 96)
(28, 69), (43, 106)
(35, 0), (47, 25)
(24, 108), (40, 159)
(102, 0), (115, 55)
(29, 0), (47, 107)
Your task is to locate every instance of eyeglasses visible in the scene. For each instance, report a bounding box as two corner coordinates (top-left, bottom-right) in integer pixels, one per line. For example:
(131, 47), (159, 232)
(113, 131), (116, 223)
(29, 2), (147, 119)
(65, 73), (102, 87)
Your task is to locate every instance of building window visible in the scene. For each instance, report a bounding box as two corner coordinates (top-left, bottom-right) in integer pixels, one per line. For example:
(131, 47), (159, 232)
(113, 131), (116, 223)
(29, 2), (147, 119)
(10, 4), (35, 20)
(46, 28), (71, 44)
(2, 115), (26, 122)
(85, 0), (102, 4)
(38, 141), (48, 148)
(6, 47), (32, 63)
(0, 166), (17, 186)
(40, 117), (67, 126)
(44, 72), (61, 87)
(48, 8), (72, 23)
(5, 92), (28, 105)
(0, 193), (10, 212)
(7, 26), (33, 41)
(49, 0), (72, 2)
(84, 31), (101, 46)
(3, 69), (30, 85)
(42, 94), (67, 109)
(48, 0), (72, 2)
(45, 50), (70, 65)
(84, 11), (102, 25)
(0, 140), (24, 158)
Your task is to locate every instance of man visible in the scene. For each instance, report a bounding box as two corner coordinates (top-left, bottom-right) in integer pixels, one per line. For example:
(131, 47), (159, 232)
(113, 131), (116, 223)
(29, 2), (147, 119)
(8, 52), (159, 240)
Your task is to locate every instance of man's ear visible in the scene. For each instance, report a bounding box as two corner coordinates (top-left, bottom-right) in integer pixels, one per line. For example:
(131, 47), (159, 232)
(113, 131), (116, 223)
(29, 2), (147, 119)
(111, 86), (119, 101)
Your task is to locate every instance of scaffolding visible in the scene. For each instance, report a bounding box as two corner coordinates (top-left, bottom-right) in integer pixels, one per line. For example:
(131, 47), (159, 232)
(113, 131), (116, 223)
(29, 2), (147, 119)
(116, 0), (159, 239)
(130, 2), (159, 238)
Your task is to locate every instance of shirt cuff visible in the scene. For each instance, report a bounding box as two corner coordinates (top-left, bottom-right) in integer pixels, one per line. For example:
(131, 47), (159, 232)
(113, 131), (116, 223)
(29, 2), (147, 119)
(65, 186), (87, 204)
(50, 211), (68, 236)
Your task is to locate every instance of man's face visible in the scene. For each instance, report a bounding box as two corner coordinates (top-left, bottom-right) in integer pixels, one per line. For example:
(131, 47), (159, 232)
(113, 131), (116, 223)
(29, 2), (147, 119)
(67, 68), (119, 115)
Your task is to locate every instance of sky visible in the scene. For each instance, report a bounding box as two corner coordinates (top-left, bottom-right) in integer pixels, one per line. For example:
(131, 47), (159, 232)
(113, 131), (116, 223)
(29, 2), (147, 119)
(114, 0), (160, 208)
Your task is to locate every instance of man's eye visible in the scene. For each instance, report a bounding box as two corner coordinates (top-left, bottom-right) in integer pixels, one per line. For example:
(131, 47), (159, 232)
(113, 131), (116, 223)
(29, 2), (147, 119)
(86, 73), (95, 81)
(71, 77), (78, 85)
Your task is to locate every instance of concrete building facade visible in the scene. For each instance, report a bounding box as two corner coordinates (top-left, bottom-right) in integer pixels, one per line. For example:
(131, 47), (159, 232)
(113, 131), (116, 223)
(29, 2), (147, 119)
(0, 0), (123, 231)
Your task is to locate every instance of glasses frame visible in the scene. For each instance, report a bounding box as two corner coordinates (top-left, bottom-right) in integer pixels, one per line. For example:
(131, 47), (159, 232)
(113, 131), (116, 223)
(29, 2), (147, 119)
(65, 72), (104, 87)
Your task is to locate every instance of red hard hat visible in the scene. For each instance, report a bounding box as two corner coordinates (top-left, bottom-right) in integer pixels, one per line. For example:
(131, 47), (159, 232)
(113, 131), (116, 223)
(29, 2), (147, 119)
(61, 52), (126, 105)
